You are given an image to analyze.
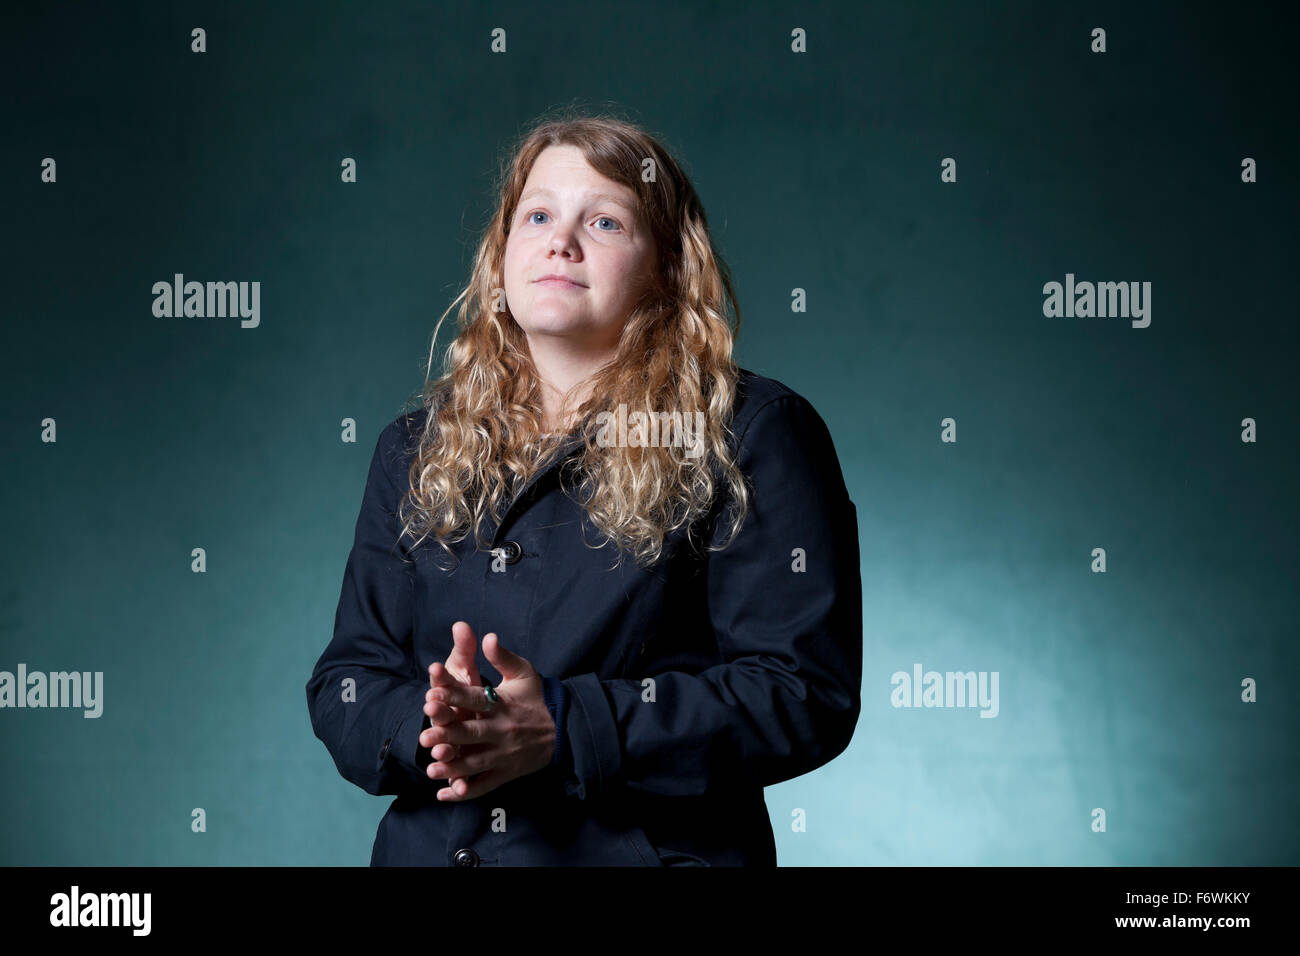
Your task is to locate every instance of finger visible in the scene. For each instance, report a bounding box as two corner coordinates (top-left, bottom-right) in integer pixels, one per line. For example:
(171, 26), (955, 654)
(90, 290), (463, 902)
(420, 722), (458, 750)
(422, 715), (493, 747)
(446, 684), (484, 720)
(429, 661), (474, 690)
(448, 621), (480, 679)
(428, 749), (492, 779)
(481, 632), (534, 682)
(427, 760), (472, 783)
(428, 669), (484, 723)
(430, 683), (499, 714)
(421, 723), (462, 760)
(425, 698), (483, 732)
(426, 754), (474, 780)
(437, 768), (504, 802)
(422, 698), (466, 727)
(422, 712), (473, 763)
(428, 662), (467, 694)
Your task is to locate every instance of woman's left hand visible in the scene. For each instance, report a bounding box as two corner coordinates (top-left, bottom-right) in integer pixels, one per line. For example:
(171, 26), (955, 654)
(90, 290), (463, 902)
(422, 632), (557, 801)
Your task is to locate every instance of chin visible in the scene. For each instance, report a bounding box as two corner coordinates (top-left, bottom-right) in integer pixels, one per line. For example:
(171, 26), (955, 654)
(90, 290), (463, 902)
(515, 314), (593, 338)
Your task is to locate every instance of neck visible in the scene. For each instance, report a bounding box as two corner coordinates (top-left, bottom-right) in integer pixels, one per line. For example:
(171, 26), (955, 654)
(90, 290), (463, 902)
(527, 334), (618, 433)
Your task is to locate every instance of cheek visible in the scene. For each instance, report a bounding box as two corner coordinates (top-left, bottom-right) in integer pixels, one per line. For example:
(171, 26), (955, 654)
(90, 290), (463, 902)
(610, 253), (648, 291)
(620, 255), (654, 298)
(503, 242), (526, 289)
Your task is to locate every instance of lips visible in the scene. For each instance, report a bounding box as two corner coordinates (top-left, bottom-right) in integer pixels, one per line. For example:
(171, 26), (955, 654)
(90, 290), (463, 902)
(535, 275), (585, 288)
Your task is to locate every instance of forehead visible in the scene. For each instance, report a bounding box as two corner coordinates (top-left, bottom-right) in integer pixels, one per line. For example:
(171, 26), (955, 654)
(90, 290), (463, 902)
(520, 145), (638, 210)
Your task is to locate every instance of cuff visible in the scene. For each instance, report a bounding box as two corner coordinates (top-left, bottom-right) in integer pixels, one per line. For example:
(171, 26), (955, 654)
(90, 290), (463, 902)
(559, 673), (622, 801)
(541, 675), (571, 771)
(389, 683), (434, 783)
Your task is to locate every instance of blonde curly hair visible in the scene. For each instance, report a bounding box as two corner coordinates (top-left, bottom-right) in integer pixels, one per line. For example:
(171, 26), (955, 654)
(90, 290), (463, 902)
(398, 109), (750, 569)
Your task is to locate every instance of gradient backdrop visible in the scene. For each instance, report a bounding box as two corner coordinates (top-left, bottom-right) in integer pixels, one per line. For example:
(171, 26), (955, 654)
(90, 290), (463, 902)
(2, 0), (1296, 865)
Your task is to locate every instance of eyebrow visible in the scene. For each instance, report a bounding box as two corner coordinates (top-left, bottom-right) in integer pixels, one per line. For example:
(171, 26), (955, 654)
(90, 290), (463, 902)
(518, 187), (636, 212)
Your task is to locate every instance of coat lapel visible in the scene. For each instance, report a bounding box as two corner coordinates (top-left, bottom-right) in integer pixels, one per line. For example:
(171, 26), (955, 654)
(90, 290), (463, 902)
(486, 433), (587, 545)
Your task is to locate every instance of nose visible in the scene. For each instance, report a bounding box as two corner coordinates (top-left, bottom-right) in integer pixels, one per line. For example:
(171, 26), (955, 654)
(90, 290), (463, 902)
(547, 223), (581, 259)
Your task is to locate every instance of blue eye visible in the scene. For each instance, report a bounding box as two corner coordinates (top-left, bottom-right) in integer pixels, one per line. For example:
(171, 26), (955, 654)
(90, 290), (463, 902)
(524, 210), (621, 231)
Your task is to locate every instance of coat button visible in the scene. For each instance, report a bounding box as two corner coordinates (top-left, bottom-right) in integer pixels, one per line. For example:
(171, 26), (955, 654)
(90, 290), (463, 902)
(498, 540), (523, 564)
(453, 848), (480, 867)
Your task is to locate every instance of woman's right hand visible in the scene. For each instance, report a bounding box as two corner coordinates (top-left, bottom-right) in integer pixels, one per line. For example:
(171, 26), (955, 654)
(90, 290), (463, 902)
(422, 621), (483, 787)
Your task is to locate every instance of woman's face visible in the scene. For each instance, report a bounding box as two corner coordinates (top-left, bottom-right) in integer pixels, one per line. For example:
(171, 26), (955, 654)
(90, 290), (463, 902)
(503, 144), (658, 354)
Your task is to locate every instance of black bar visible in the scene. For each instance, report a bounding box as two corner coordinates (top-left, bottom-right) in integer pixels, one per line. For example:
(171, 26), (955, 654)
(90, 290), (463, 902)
(4, 866), (1284, 940)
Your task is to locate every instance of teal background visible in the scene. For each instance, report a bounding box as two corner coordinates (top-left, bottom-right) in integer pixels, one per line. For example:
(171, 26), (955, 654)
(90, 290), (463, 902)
(2, 0), (1296, 865)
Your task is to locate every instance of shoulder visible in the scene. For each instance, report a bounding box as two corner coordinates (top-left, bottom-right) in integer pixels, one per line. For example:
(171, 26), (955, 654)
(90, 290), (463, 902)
(378, 380), (450, 456)
(375, 373), (832, 467)
(707, 369), (855, 543)
(731, 366), (802, 411)
(728, 367), (832, 452)
(379, 405), (429, 447)
(371, 403), (433, 489)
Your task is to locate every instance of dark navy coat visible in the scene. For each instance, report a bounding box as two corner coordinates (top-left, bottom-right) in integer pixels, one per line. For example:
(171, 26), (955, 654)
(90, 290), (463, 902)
(305, 369), (862, 866)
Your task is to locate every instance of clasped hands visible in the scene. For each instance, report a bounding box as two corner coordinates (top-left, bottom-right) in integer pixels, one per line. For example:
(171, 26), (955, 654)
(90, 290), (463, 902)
(419, 620), (556, 801)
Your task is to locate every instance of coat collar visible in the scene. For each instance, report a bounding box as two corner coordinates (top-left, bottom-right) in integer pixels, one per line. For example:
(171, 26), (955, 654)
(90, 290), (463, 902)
(486, 431), (587, 545)
(433, 365), (761, 547)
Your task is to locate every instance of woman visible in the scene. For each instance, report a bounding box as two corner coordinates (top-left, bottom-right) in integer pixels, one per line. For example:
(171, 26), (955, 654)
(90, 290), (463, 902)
(305, 112), (863, 866)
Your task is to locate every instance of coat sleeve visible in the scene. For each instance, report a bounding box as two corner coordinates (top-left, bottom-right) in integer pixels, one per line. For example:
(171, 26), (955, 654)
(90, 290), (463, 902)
(557, 393), (863, 800)
(305, 416), (437, 797)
